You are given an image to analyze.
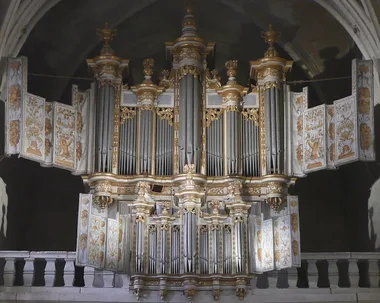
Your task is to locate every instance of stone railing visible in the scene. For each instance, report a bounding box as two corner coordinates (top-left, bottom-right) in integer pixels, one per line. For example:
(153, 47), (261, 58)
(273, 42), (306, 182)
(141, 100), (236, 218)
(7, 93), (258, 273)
(0, 251), (378, 302)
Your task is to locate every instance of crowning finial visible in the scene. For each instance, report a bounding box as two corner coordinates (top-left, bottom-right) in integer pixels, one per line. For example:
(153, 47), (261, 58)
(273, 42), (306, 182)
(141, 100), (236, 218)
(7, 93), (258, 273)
(261, 24), (281, 58)
(142, 58), (154, 83)
(184, 0), (194, 15)
(182, 0), (197, 32)
(96, 23), (117, 56)
(96, 22), (117, 46)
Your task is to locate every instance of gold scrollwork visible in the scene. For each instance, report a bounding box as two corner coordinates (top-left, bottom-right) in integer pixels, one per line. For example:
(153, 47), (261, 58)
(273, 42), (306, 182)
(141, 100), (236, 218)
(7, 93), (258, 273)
(178, 65), (200, 80)
(205, 108), (223, 127)
(120, 107), (136, 124)
(241, 108), (259, 124)
(224, 105), (239, 112)
(139, 104), (154, 111)
(205, 69), (221, 90)
(156, 108), (174, 126)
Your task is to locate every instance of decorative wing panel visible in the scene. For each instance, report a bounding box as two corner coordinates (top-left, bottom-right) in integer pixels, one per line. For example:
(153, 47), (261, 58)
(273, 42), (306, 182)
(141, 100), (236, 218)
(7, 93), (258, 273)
(287, 195), (301, 267)
(21, 93), (45, 162)
(253, 216), (263, 273)
(75, 194), (92, 266)
(303, 104), (326, 173)
(274, 215), (292, 270)
(334, 95), (358, 166)
(52, 102), (76, 171)
(41, 102), (54, 166)
(72, 85), (90, 175)
(105, 218), (119, 271)
(87, 215), (107, 269)
(5, 57), (28, 155)
(326, 105), (336, 169)
(117, 215), (126, 272)
(262, 219), (274, 272)
(291, 87), (308, 177)
(352, 59), (375, 161)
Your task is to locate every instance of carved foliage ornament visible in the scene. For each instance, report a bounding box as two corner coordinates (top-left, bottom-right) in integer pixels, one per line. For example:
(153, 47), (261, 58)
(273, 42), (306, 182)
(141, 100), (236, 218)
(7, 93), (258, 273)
(206, 108), (223, 127)
(120, 107), (136, 124)
(242, 108), (259, 124)
(156, 108), (174, 126)
(178, 65), (200, 80)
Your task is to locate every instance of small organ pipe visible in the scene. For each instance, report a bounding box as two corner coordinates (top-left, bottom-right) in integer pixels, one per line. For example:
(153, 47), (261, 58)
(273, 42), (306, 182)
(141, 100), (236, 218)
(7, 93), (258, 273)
(270, 88), (277, 174)
(179, 79), (187, 171)
(186, 75), (194, 166)
(275, 88), (281, 174)
(193, 78), (200, 169)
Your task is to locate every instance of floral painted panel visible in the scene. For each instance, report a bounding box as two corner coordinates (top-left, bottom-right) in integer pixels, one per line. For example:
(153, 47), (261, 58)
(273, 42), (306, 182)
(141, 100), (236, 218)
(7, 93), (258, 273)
(274, 215), (292, 270)
(352, 59), (375, 161)
(72, 85), (90, 175)
(326, 105), (336, 169)
(287, 195), (301, 266)
(5, 57), (28, 155)
(76, 194), (92, 266)
(117, 215), (126, 272)
(291, 87), (308, 177)
(21, 93), (45, 162)
(87, 215), (107, 269)
(334, 95), (358, 166)
(262, 219), (274, 272)
(253, 216), (263, 273)
(106, 218), (119, 271)
(42, 102), (54, 166)
(52, 102), (76, 170)
(303, 104), (326, 173)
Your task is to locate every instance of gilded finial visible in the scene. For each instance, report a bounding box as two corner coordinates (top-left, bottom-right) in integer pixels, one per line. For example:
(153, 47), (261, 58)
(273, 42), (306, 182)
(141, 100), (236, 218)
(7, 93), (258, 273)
(96, 22), (117, 46)
(225, 60), (238, 84)
(182, 0), (197, 29)
(184, 0), (194, 14)
(143, 58), (154, 82)
(261, 24), (280, 58)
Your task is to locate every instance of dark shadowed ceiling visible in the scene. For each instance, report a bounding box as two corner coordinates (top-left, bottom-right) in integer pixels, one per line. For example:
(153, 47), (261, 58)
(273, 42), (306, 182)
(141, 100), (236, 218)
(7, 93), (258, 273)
(19, 0), (359, 106)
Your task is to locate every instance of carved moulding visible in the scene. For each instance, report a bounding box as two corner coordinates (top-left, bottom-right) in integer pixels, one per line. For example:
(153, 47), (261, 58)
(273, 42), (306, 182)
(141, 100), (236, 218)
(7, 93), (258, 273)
(93, 180), (114, 209)
(261, 175), (290, 211)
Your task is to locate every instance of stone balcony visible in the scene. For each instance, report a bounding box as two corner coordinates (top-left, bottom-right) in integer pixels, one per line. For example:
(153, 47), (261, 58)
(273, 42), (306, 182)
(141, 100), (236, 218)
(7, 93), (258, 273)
(0, 251), (379, 302)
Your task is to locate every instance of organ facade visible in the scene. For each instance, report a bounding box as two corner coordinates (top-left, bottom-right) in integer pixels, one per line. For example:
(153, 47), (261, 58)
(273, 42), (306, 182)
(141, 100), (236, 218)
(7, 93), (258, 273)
(2, 1), (376, 301)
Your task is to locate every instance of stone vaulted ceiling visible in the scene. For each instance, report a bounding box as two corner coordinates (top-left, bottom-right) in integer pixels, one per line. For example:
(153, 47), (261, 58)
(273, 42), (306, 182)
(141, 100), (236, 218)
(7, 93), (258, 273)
(13, 0), (357, 104)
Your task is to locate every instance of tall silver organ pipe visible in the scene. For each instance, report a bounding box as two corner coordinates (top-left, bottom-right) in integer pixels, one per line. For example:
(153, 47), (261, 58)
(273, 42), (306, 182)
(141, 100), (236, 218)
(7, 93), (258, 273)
(179, 74), (202, 173)
(183, 208), (197, 273)
(234, 216), (245, 273)
(250, 25), (292, 176)
(206, 110), (223, 176)
(242, 108), (260, 176)
(155, 111), (174, 175)
(264, 87), (284, 174)
(139, 108), (154, 174)
(87, 25), (128, 174)
(119, 107), (137, 175)
(217, 60), (247, 176)
(131, 59), (164, 176)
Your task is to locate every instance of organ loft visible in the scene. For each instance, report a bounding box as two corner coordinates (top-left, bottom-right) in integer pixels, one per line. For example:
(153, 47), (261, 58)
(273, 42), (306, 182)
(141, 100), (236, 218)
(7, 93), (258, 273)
(2, 0), (375, 301)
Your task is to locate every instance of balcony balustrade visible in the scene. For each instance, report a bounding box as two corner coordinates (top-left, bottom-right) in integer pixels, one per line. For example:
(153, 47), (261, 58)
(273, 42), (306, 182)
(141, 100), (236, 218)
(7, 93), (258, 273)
(0, 251), (378, 302)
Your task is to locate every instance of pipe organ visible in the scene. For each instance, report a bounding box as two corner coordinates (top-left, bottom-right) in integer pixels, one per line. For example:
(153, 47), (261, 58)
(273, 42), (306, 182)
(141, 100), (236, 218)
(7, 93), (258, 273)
(2, 1), (376, 301)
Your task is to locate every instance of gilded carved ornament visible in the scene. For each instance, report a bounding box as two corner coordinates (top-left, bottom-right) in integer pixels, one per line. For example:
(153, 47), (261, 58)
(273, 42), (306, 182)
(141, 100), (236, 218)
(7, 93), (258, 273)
(120, 106), (136, 124)
(156, 108), (174, 126)
(242, 108), (259, 124)
(205, 108), (223, 127)
(178, 65), (200, 80)
(205, 69), (222, 90)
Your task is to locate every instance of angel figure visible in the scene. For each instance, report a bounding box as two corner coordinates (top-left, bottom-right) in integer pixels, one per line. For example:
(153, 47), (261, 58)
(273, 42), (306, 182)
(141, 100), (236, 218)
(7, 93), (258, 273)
(59, 135), (73, 159)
